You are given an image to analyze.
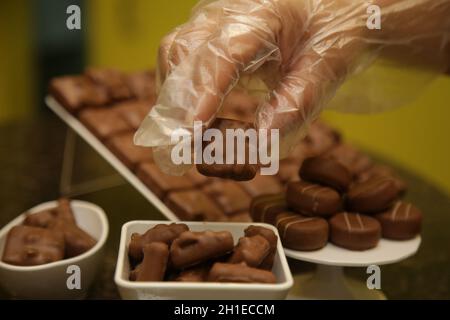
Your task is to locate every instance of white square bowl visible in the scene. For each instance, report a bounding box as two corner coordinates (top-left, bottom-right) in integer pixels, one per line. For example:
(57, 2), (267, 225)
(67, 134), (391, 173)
(115, 221), (293, 300)
(0, 200), (109, 299)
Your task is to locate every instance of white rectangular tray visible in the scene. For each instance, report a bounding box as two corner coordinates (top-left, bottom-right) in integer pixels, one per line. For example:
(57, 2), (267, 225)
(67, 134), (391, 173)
(45, 95), (179, 222)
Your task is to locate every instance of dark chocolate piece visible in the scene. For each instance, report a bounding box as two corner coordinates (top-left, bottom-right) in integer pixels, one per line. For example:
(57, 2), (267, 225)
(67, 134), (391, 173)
(128, 223), (189, 262)
(203, 180), (251, 216)
(347, 176), (400, 213)
(239, 174), (283, 198)
(174, 264), (211, 282)
(375, 201), (422, 240)
(357, 165), (407, 195)
(208, 262), (276, 283)
(228, 235), (270, 268)
(287, 181), (342, 217)
(329, 212), (381, 250)
(275, 212), (329, 251)
(300, 156), (351, 192)
(165, 190), (225, 221)
(196, 118), (258, 181)
(244, 225), (278, 270)
(79, 108), (130, 140)
(170, 231), (234, 269)
(2, 225), (65, 266)
(249, 193), (287, 225)
(130, 242), (169, 282)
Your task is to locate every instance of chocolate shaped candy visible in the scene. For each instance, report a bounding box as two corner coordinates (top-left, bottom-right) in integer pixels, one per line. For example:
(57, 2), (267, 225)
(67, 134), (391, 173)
(2, 225), (65, 266)
(52, 219), (97, 258)
(170, 231), (234, 269)
(165, 190), (225, 221)
(326, 143), (373, 176)
(174, 264), (211, 282)
(23, 209), (57, 229)
(196, 118), (258, 181)
(300, 156), (351, 192)
(208, 262), (276, 283)
(357, 165), (407, 195)
(287, 181), (342, 217)
(130, 242), (169, 282)
(375, 201), (422, 240)
(329, 212), (381, 250)
(79, 108), (130, 141)
(107, 133), (153, 171)
(228, 235), (270, 268)
(347, 176), (400, 213)
(56, 198), (77, 225)
(250, 193), (287, 225)
(275, 213), (329, 251)
(202, 180), (251, 216)
(244, 226), (278, 270)
(128, 223), (189, 262)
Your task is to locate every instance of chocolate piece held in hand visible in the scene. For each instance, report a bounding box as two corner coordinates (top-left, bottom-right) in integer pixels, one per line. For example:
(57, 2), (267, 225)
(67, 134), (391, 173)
(375, 201), (422, 240)
(2, 225), (65, 266)
(170, 231), (234, 269)
(130, 242), (169, 282)
(250, 193), (287, 225)
(228, 235), (270, 268)
(196, 118), (258, 181)
(329, 212), (381, 251)
(287, 181), (342, 217)
(208, 262), (276, 283)
(300, 156), (351, 192)
(347, 176), (400, 213)
(244, 225), (278, 270)
(128, 223), (189, 262)
(275, 212), (329, 251)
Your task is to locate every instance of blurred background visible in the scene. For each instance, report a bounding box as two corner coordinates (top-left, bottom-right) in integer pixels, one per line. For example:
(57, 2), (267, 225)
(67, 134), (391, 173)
(1, 0), (449, 194)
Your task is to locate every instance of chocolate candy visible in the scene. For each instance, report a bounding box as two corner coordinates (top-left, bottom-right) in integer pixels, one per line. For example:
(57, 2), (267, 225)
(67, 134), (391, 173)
(130, 242), (169, 281)
(327, 144), (373, 176)
(137, 162), (193, 198)
(165, 190), (224, 221)
(126, 70), (156, 101)
(300, 156), (351, 192)
(23, 209), (57, 229)
(239, 174), (283, 198)
(52, 219), (97, 258)
(185, 169), (210, 186)
(56, 198), (77, 224)
(196, 118), (258, 181)
(287, 181), (342, 217)
(203, 180), (251, 216)
(49, 76), (109, 113)
(277, 160), (300, 183)
(208, 262), (276, 283)
(227, 211), (253, 222)
(347, 176), (400, 213)
(250, 193), (287, 225)
(79, 108), (130, 141)
(128, 223), (189, 262)
(107, 132), (154, 171)
(275, 212), (329, 251)
(375, 201), (422, 240)
(244, 226), (278, 269)
(113, 100), (151, 130)
(228, 235), (270, 268)
(85, 67), (132, 101)
(174, 264), (211, 282)
(329, 212), (381, 250)
(357, 165), (407, 195)
(170, 231), (234, 269)
(304, 121), (341, 156)
(2, 225), (65, 266)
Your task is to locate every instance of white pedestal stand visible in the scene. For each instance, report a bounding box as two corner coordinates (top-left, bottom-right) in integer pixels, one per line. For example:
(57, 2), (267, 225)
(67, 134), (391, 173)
(285, 237), (421, 300)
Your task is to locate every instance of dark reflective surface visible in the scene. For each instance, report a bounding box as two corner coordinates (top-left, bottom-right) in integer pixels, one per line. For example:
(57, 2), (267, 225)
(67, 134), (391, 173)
(1, 114), (449, 299)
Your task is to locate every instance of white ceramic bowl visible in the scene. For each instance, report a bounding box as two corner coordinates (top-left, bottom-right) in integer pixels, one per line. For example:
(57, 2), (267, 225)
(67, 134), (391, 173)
(115, 221), (293, 300)
(0, 200), (109, 299)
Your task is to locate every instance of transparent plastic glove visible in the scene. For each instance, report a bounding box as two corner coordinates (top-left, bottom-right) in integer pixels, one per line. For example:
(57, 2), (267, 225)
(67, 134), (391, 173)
(135, 0), (450, 175)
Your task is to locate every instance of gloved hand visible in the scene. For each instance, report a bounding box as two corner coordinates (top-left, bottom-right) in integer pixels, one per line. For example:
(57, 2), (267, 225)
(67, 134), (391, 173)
(135, 0), (450, 175)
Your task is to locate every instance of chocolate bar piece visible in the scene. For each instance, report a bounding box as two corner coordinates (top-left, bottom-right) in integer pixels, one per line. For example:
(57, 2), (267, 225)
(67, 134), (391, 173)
(250, 193), (287, 225)
(347, 176), (400, 213)
(51, 218), (97, 258)
(208, 262), (276, 283)
(107, 133), (153, 171)
(228, 235), (270, 268)
(113, 100), (152, 130)
(49, 76), (109, 113)
(239, 174), (283, 198)
(300, 156), (352, 192)
(165, 190), (225, 221)
(79, 108), (130, 141)
(2, 225), (65, 266)
(185, 168), (210, 186)
(329, 212), (381, 251)
(196, 118), (258, 181)
(85, 67), (132, 101)
(130, 242), (169, 281)
(126, 70), (156, 101)
(244, 225), (278, 269)
(287, 181), (342, 217)
(23, 209), (57, 229)
(170, 231), (234, 269)
(375, 201), (422, 240)
(276, 212), (329, 251)
(128, 223), (189, 262)
(203, 180), (251, 216)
